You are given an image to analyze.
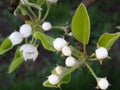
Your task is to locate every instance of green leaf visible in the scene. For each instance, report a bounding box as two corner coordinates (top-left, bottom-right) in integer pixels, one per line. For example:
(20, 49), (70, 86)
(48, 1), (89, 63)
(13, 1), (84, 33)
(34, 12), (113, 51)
(72, 3), (90, 45)
(33, 31), (55, 52)
(43, 80), (59, 88)
(98, 33), (120, 49)
(37, 0), (45, 6)
(8, 47), (24, 73)
(0, 38), (13, 55)
(61, 74), (71, 84)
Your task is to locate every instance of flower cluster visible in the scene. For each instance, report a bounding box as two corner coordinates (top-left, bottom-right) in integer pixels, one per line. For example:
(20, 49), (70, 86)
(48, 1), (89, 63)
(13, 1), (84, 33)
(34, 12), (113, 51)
(9, 23), (38, 61)
(47, 38), (78, 85)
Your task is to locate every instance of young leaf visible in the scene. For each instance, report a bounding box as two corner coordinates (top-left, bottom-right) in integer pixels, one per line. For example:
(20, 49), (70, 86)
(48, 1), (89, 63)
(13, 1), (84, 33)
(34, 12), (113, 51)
(60, 74), (71, 84)
(43, 80), (58, 88)
(72, 3), (90, 45)
(33, 31), (55, 52)
(0, 38), (13, 55)
(8, 47), (24, 73)
(98, 33), (120, 49)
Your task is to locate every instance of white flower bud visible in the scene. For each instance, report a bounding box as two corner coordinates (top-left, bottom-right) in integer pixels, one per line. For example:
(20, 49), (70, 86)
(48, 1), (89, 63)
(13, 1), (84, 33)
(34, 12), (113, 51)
(95, 47), (108, 59)
(55, 65), (63, 75)
(48, 74), (60, 85)
(9, 31), (23, 46)
(47, 0), (58, 4)
(19, 24), (32, 38)
(62, 46), (72, 56)
(53, 38), (67, 51)
(68, 32), (73, 37)
(65, 56), (77, 67)
(42, 22), (52, 31)
(98, 78), (109, 90)
(20, 44), (38, 61)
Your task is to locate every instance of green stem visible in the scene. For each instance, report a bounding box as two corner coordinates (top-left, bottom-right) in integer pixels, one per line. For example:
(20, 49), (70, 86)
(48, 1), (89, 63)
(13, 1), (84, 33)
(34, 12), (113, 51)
(88, 58), (98, 61)
(27, 7), (37, 19)
(41, 4), (50, 23)
(83, 44), (86, 54)
(63, 63), (80, 77)
(85, 62), (98, 80)
(25, 38), (28, 44)
(38, 10), (42, 20)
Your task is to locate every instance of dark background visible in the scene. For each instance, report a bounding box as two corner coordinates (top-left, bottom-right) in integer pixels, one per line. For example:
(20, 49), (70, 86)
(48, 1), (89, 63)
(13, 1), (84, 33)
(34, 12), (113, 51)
(0, 0), (120, 90)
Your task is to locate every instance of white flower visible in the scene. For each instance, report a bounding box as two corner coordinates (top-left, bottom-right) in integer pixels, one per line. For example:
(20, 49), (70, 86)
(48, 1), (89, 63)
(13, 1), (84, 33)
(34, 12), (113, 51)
(55, 65), (63, 75)
(47, 0), (58, 3)
(62, 46), (72, 56)
(42, 22), (52, 31)
(95, 47), (108, 59)
(9, 31), (23, 46)
(65, 56), (77, 67)
(97, 78), (109, 90)
(19, 24), (32, 38)
(53, 38), (67, 51)
(20, 44), (38, 61)
(48, 74), (60, 85)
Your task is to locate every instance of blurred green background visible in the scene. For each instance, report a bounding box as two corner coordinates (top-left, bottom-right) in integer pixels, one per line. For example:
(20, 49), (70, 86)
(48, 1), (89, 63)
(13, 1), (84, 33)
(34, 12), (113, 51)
(0, 0), (120, 90)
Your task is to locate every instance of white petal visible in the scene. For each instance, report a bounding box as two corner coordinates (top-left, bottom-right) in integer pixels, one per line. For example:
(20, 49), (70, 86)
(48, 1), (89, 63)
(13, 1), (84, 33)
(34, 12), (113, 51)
(65, 56), (77, 67)
(20, 24), (32, 38)
(9, 31), (23, 46)
(42, 22), (52, 31)
(95, 47), (108, 59)
(62, 46), (72, 56)
(48, 74), (60, 85)
(53, 38), (67, 51)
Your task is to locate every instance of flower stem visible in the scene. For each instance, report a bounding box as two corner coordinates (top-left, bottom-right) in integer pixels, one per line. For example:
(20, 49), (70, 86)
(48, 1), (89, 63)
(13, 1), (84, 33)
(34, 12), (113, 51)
(85, 62), (98, 80)
(88, 58), (98, 61)
(41, 4), (50, 23)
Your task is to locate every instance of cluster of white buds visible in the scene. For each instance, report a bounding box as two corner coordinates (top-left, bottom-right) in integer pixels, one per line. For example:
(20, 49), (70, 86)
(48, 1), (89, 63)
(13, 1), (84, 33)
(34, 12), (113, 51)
(96, 78), (109, 90)
(47, 0), (58, 4)
(95, 47), (108, 59)
(48, 65), (63, 85)
(48, 74), (60, 85)
(9, 24), (32, 46)
(53, 38), (77, 67)
(42, 22), (52, 31)
(20, 44), (38, 61)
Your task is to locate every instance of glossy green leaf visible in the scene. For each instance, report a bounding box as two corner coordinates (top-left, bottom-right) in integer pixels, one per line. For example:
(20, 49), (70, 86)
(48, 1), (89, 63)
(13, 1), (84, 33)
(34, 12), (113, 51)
(98, 33), (120, 49)
(33, 31), (55, 52)
(72, 3), (90, 45)
(0, 38), (13, 55)
(8, 47), (24, 73)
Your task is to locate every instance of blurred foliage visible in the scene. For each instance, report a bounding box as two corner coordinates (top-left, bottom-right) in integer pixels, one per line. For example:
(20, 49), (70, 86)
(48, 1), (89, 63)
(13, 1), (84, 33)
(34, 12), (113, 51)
(0, 0), (120, 90)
